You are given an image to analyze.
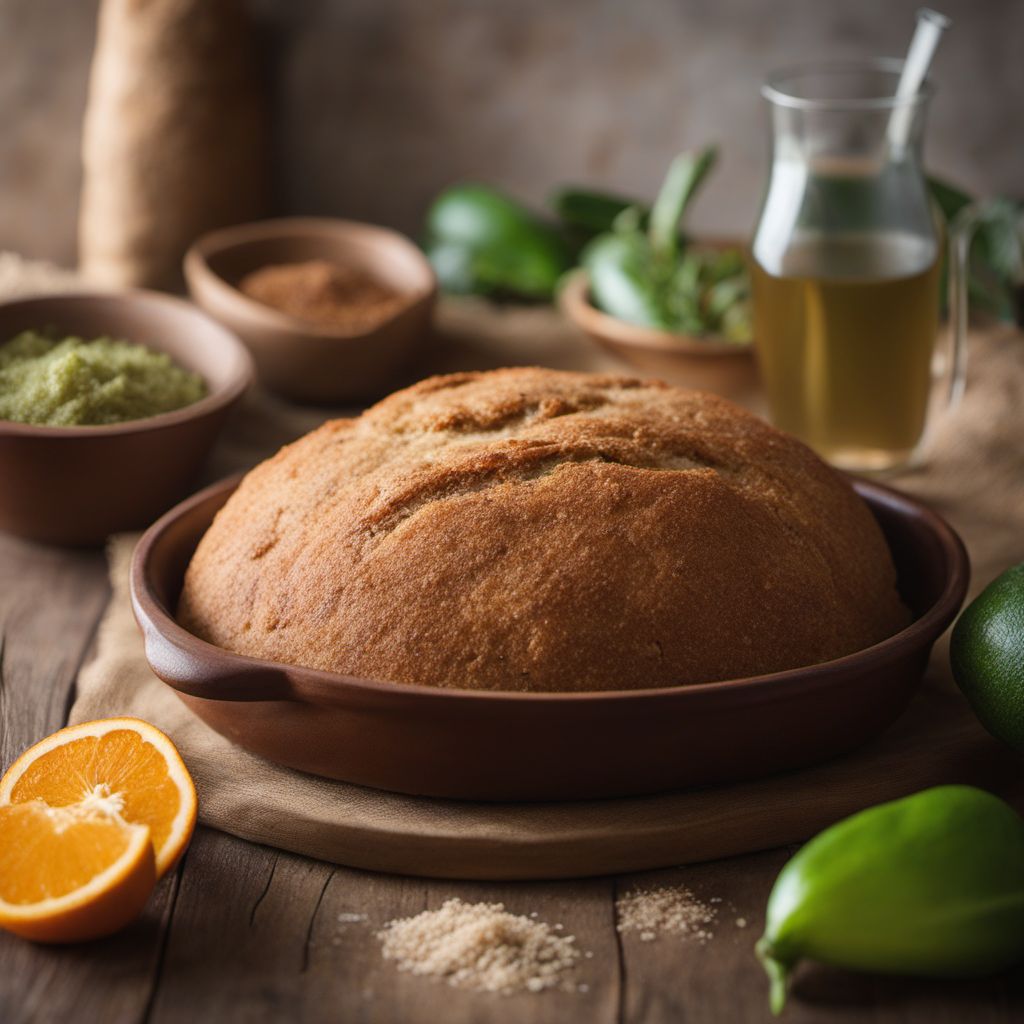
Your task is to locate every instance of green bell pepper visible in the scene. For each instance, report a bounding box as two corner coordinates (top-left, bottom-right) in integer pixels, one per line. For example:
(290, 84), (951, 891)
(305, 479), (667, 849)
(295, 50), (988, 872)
(548, 187), (642, 238)
(757, 785), (1024, 1015)
(423, 183), (573, 300)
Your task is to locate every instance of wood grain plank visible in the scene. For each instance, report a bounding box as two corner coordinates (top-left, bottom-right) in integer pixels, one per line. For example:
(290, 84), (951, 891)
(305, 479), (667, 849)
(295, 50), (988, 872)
(0, 872), (179, 1024)
(2, 526), (1023, 1024)
(0, 534), (171, 1024)
(146, 827), (335, 1024)
(146, 825), (621, 1024)
(616, 854), (788, 1024)
(0, 534), (109, 764)
(312, 875), (621, 1024)
(617, 852), (1024, 1024)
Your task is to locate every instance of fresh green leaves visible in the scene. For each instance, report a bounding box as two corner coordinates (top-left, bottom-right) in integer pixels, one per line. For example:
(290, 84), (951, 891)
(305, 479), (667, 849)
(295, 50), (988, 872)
(422, 164), (1019, 335)
(578, 147), (752, 341)
(420, 153), (752, 340)
(648, 148), (717, 261)
(979, 200), (1024, 283)
(582, 231), (672, 330)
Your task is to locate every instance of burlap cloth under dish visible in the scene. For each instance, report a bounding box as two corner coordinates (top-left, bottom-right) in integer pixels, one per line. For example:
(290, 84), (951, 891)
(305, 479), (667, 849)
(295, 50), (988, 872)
(68, 301), (1024, 870)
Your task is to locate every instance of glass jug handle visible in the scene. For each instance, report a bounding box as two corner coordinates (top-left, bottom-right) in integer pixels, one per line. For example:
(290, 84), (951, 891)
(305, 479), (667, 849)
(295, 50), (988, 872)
(946, 199), (1024, 410)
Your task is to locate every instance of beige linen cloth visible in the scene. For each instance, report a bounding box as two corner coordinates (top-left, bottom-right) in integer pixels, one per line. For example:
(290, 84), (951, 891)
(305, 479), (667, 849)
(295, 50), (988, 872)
(67, 300), (1024, 873)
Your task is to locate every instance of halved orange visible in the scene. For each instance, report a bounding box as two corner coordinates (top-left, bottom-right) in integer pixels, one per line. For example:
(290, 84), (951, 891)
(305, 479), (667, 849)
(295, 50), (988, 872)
(0, 800), (156, 943)
(0, 718), (197, 877)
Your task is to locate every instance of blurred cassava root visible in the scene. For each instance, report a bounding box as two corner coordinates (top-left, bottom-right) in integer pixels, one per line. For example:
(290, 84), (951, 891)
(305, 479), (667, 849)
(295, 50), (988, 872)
(78, 0), (266, 289)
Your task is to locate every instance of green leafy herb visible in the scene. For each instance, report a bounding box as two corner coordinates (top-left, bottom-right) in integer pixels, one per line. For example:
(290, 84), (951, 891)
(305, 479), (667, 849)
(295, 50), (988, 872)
(649, 148), (717, 261)
(578, 147), (752, 342)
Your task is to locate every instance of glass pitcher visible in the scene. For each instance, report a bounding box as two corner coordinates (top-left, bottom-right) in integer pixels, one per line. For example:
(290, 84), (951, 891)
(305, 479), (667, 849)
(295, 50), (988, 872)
(751, 58), (965, 473)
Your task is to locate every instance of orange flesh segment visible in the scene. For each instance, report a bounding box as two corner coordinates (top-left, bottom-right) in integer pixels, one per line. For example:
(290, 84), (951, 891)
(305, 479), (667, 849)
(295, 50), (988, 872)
(0, 802), (140, 905)
(7, 732), (180, 856)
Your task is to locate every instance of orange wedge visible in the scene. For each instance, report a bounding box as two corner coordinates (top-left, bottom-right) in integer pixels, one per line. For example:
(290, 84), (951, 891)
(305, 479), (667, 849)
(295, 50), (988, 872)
(0, 800), (155, 943)
(0, 718), (197, 877)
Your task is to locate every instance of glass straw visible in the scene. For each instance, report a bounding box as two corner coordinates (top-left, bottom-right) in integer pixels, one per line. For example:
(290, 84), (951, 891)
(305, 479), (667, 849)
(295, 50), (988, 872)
(887, 8), (951, 158)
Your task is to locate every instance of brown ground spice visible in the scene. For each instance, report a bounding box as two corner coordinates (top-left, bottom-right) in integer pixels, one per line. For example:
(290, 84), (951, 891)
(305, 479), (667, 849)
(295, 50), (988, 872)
(239, 258), (408, 332)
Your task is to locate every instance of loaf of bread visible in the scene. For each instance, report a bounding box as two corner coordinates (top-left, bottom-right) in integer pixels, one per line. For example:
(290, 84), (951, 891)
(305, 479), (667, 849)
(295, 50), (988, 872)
(179, 368), (910, 692)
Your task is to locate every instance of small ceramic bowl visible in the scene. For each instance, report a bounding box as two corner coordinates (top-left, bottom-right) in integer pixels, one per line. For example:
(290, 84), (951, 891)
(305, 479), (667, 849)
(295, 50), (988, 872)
(560, 268), (759, 406)
(184, 217), (436, 404)
(131, 477), (968, 801)
(0, 291), (252, 546)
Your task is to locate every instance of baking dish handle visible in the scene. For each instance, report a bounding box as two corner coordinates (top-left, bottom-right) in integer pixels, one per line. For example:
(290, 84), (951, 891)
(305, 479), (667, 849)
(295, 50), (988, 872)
(132, 600), (294, 703)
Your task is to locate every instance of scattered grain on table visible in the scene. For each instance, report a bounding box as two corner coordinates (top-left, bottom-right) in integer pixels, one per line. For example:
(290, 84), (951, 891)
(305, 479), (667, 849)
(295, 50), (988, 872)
(337, 911), (368, 924)
(616, 884), (717, 944)
(377, 898), (586, 995)
(331, 910), (369, 946)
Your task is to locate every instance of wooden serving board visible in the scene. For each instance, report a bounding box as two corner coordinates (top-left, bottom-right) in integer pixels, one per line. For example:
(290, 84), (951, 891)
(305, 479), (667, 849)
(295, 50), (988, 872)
(182, 667), (1024, 881)
(314, 696), (1019, 879)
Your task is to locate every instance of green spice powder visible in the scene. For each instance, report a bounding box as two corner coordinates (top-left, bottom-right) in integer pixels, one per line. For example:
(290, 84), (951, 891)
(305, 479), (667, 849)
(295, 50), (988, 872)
(0, 330), (207, 427)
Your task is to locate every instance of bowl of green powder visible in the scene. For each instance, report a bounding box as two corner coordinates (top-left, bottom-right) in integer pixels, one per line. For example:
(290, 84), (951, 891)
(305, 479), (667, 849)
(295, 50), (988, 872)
(0, 330), (208, 427)
(0, 290), (253, 545)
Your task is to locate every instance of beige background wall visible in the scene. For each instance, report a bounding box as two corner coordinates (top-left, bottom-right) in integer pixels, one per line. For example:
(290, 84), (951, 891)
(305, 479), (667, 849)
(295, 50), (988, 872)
(2, 0), (1021, 267)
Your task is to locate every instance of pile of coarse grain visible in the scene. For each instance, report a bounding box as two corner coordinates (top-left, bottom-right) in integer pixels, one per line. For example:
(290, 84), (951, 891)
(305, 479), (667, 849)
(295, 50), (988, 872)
(616, 884), (717, 944)
(377, 898), (583, 995)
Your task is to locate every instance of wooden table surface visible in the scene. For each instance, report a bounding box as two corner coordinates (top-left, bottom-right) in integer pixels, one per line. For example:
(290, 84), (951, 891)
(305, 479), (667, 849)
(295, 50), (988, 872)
(5, 504), (1024, 1024)
(3, 311), (1024, 1022)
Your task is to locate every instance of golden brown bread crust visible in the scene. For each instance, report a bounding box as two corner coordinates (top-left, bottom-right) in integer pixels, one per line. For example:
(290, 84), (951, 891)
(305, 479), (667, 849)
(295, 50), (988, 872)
(178, 367), (910, 692)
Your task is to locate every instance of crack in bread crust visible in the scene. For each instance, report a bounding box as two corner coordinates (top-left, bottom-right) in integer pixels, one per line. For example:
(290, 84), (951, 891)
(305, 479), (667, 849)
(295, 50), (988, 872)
(361, 443), (719, 539)
(178, 367), (911, 693)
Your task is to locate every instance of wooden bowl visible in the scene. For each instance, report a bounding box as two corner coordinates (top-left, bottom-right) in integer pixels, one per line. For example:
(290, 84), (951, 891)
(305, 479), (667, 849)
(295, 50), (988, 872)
(131, 476), (968, 801)
(184, 217), (436, 403)
(0, 292), (252, 547)
(559, 269), (759, 406)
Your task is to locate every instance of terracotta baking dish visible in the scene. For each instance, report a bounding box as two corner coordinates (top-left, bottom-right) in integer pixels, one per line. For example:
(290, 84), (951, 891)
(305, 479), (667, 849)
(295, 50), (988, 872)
(0, 291), (252, 546)
(131, 476), (968, 801)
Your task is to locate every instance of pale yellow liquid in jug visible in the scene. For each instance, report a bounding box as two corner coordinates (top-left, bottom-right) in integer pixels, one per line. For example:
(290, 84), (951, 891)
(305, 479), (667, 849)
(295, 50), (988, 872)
(752, 232), (940, 471)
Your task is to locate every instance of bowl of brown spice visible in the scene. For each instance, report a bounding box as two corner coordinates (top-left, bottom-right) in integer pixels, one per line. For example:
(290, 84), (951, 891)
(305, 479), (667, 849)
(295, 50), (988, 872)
(185, 218), (436, 403)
